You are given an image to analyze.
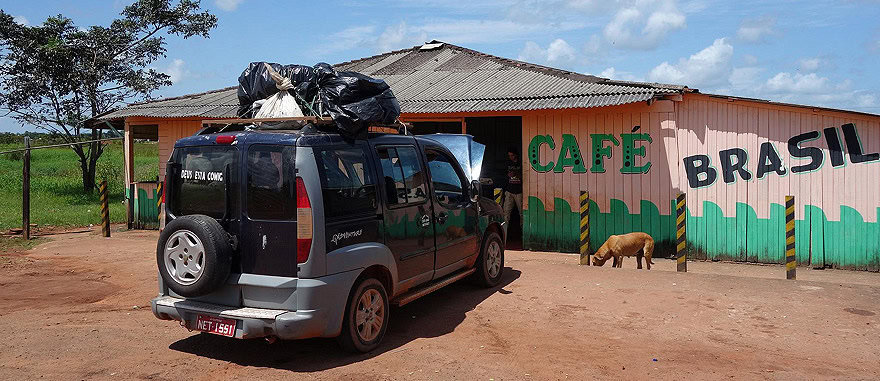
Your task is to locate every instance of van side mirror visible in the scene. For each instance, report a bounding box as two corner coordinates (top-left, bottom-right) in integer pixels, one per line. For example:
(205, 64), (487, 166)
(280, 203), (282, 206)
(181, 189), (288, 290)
(469, 180), (480, 202)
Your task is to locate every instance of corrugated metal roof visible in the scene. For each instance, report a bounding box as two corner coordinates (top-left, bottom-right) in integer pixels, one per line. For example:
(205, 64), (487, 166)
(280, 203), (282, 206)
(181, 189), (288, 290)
(101, 41), (687, 120)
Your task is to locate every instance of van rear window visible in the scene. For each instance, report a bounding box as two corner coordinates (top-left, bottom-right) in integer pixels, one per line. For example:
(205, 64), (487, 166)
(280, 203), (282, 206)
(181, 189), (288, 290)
(247, 145), (295, 220)
(171, 146), (238, 219)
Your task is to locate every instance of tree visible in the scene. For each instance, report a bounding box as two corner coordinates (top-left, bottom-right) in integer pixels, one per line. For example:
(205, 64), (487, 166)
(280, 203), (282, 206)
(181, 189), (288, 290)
(0, 1), (216, 191)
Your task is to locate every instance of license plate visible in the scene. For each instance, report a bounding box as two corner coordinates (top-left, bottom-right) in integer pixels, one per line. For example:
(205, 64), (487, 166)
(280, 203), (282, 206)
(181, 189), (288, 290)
(195, 315), (237, 337)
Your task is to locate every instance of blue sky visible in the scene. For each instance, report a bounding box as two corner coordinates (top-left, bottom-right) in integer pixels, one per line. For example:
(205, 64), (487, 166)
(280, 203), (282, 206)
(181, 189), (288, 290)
(2, 0), (880, 132)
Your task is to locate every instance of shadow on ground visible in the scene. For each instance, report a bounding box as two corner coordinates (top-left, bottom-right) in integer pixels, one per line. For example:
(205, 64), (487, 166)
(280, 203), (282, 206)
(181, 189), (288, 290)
(169, 267), (521, 372)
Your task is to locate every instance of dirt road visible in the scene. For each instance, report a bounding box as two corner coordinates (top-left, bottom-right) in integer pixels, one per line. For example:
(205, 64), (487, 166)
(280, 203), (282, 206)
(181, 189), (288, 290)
(1, 230), (878, 380)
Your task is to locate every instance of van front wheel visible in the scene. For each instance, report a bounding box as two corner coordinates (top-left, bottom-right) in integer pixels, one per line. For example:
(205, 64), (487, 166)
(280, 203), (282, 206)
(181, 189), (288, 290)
(338, 278), (389, 353)
(474, 232), (504, 287)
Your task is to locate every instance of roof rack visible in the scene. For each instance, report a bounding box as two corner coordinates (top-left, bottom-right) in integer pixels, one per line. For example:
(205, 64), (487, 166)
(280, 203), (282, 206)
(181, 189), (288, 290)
(197, 116), (412, 136)
(201, 116), (334, 126)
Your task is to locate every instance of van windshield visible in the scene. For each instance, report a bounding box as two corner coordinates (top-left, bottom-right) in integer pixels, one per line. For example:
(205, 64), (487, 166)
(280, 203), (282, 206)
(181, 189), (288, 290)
(170, 146), (238, 219)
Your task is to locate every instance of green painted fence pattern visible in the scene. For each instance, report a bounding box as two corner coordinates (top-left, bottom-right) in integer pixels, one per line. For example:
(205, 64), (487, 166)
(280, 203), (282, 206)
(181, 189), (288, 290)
(523, 196), (880, 270)
(133, 184), (160, 230)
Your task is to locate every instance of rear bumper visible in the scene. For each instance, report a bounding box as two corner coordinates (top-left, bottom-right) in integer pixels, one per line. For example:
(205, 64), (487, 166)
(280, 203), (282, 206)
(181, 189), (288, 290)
(151, 295), (328, 340)
(151, 269), (361, 340)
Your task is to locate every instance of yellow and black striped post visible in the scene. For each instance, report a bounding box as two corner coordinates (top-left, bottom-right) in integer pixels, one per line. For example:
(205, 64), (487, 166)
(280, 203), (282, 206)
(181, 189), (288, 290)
(494, 188), (503, 205)
(785, 196), (796, 280)
(100, 180), (110, 237)
(157, 181), (165, 231)
(579, 191), (590, 265)
(156, 181), (164, 210)
(676, 193), (687, 272)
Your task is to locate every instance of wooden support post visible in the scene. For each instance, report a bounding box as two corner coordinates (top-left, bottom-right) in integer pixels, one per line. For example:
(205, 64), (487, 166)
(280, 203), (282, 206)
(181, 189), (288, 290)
(100, 180), (110, 237)
(785, 196), (796, 280)
(123, 122), (134, 229)
(579, 191), (590, 265)
(128, 183), (135, 230)
(494, 188), (503, 205)
(676, 193), (687, 272)
(22, 136), (30, 240)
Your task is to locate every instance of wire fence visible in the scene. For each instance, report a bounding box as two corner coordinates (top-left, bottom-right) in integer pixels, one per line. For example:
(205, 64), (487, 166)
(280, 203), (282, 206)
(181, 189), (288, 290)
(9, 136), (127, 239)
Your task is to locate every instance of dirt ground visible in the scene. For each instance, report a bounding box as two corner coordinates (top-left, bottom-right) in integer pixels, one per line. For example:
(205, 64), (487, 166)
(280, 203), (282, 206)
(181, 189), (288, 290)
(1, 229), (878, 380)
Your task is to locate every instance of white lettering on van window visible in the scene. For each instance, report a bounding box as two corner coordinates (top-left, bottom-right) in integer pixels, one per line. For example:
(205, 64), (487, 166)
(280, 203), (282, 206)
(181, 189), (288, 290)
(330, 229), (363, 246)
(181, 170), (223, 182)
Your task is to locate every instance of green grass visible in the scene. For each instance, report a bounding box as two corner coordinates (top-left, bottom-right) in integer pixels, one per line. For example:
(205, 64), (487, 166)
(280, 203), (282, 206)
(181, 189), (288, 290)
(0, 236), (46, 252)
(0, 141), (159, 230)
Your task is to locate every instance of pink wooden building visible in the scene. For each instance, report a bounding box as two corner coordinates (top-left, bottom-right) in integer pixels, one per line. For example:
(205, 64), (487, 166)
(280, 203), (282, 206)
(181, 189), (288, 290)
(101, 42), (880, 270)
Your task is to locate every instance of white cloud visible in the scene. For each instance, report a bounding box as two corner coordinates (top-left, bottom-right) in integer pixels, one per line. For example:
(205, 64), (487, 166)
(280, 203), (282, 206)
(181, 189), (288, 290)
(868, 32), (880, 53)
(599, 67), (617, 78)
(215, 0), (243, 11)
(679, 0), (709, 13)
(743, 54), (758, 65)
(13, 15), (29, 25)
(647, 38), (733, 87)
(565, 0), (614, 13)
(583, 34), (602, 55)
(856, 94), (876, 108)
(598, 67), (642, 81)
(764, 72), (830, 94)
(376, 22), (427, 53)
(319, 18), (585, 55)
(313, 25), (379, 55)
(416, 19), (582, 45)
(717, 63), (878, 112)
(163, 59), (189, 83)
(547, 39), (577, 62)
(798, 57), (822, 71)
(737, 15), (776, 43)
(518, 39), (577, 65)
(315, 0), (688, 59)
(603, 0), (686, 50)
(728, 66), (764, 89)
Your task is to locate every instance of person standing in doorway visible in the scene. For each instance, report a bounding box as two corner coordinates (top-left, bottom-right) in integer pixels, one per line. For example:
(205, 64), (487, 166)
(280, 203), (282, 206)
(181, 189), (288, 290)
(504, 148), (523, 228)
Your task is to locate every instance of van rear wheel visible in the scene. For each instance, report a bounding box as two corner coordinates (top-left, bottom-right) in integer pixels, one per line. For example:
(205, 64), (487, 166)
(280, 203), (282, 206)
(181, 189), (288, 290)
(338, 278), (389, 353)
(157, 215), (232, 297)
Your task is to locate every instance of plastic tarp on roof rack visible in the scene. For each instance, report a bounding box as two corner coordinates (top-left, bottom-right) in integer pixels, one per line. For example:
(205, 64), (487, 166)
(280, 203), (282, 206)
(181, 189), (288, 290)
(237, 62), (401, 139)
(423, 134), (485, 181)
(237, 62), (319, 118)
(314, 64), (400, 139)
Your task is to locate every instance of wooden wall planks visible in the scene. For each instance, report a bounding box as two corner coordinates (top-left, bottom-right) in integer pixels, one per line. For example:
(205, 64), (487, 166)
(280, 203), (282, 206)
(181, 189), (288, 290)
(520, 94), (880, 269)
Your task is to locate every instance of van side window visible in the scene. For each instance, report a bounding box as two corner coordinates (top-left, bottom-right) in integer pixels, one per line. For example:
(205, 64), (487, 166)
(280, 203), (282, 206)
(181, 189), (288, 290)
(316, 146), (377, 219)
(426, 149), (468, 206)
(247, 145), (295, 220)
(377, 146), (428, 206)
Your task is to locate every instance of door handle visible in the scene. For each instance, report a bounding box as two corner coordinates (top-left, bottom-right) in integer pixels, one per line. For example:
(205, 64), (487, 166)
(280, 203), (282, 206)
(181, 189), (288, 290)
(436, 212), (448, 225)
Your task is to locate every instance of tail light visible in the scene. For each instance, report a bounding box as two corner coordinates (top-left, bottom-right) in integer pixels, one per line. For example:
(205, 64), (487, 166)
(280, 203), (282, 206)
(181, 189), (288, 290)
(161, 176), (167, 205)
(296, 177), (312, 264)
(216, 135), (236, 144)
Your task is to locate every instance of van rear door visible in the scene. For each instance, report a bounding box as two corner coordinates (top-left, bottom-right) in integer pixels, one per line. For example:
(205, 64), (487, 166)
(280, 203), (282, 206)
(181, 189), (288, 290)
(238, 144), (298, 277)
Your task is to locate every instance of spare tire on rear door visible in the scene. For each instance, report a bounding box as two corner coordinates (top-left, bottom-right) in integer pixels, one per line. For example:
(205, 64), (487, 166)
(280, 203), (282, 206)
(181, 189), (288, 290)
(157, 215), (232, 297)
